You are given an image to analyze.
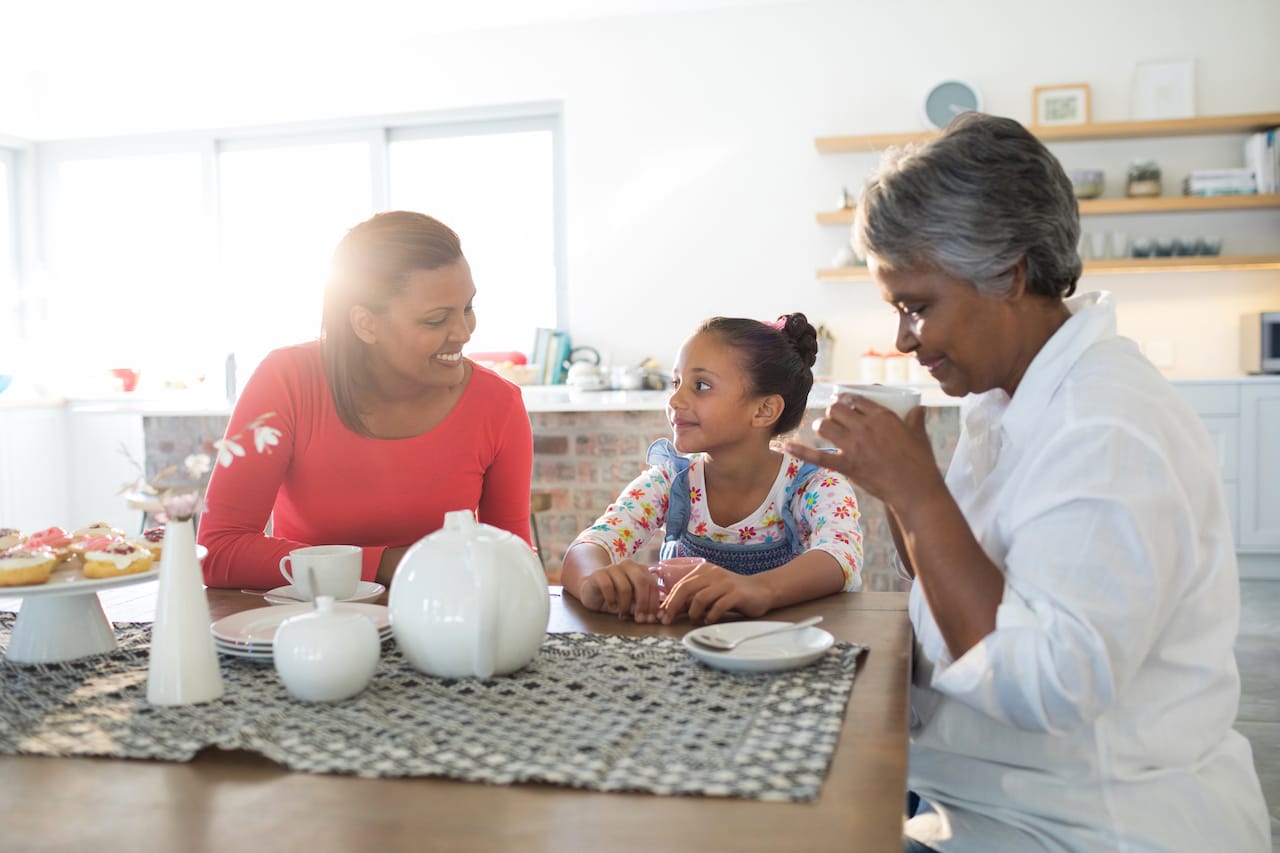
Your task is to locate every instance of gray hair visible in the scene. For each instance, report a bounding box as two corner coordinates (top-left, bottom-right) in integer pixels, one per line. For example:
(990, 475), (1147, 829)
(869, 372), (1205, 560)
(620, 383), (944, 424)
(852, 112), (1080, 299)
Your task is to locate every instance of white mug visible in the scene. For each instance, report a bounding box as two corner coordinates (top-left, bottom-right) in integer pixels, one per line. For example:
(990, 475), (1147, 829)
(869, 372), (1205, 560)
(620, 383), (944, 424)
(833, 383), (922, 420)
(279, 545), (362, 601)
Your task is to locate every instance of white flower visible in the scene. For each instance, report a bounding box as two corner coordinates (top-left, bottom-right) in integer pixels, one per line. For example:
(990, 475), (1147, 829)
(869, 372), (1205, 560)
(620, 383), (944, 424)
(160, 490), (203, 521)
(183, 453), (212, 479)
(254, 425), (282, 454)
(118, 412), (275, 525)
(214, 437), (247, 468)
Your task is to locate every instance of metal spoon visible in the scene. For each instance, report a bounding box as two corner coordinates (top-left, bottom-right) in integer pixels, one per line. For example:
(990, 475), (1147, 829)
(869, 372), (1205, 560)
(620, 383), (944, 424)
(688, 616), (823, 651)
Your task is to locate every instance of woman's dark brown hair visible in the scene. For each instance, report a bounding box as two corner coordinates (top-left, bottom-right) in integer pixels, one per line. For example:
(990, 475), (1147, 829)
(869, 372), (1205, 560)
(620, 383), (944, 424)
(321, 211), (464, 436)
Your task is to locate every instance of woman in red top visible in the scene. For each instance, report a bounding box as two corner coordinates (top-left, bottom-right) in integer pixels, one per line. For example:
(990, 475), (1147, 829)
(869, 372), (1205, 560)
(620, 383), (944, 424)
(198, 212), (534, 590)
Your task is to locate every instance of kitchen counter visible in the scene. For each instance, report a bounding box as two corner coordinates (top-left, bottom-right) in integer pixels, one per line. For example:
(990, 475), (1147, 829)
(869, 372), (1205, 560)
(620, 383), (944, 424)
(3, 376), (1279, 416)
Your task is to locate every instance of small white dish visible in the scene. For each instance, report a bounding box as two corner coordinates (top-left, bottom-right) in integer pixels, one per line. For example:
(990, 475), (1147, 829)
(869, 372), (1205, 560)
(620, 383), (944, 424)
(263, 581), (385, 606)
(681, 621), (835, 674)
(211, 603), (389, 646)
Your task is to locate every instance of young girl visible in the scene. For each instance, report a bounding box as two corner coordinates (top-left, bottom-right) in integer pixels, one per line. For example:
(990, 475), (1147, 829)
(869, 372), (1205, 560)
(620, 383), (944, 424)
(560, 313), (863, 624)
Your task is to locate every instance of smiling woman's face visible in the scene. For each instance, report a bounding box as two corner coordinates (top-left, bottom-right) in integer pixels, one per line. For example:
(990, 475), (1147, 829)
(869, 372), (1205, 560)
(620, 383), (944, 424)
(873, 259), (1030, 398)
(357, 259), (478, 392)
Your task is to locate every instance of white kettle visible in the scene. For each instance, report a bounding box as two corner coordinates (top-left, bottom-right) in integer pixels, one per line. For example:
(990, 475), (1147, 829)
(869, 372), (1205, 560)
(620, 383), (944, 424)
(389, 510), (550, 678)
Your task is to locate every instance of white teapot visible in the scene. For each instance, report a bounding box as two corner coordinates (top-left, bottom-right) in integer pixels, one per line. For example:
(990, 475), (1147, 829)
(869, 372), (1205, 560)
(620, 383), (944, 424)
(389, 510), (550, 678)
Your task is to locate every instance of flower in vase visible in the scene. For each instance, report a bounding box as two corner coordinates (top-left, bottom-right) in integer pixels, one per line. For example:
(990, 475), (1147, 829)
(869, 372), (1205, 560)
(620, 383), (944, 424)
(121, 413), (280, 523)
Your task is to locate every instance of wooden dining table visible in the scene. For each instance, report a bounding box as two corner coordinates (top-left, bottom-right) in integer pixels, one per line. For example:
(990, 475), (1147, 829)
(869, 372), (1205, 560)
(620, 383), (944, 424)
(0, 584), (911, 853)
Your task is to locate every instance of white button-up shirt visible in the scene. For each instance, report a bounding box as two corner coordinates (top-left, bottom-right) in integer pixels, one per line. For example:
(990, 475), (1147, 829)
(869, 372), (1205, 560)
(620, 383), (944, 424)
(906, 291), (1270, 851)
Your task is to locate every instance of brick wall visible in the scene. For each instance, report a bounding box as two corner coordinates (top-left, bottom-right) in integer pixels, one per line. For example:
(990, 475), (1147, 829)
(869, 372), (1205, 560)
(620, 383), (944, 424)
(531, 406), (960, 591)
(146, 405), (961, 592)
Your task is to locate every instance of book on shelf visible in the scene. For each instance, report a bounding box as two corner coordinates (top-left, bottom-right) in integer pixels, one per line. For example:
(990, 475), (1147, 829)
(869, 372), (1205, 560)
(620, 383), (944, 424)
(1244, 128), (1279, 194)
(1184, 167), (1257, 195)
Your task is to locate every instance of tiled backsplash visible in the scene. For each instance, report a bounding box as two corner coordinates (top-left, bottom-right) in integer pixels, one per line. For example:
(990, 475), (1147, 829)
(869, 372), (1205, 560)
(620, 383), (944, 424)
(145, 406), (960, 592)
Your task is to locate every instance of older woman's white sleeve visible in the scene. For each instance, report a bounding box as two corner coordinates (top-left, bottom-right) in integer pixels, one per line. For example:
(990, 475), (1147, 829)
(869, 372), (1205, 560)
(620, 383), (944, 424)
(928, 426), (1193, 734)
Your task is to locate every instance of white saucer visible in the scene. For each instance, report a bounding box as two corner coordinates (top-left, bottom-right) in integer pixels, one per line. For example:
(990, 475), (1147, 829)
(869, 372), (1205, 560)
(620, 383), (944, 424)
(215, 630), (392, 662)
(681, 621), (835, 674)
(211, 603), (390, 646)
(262, 581), (385, 606)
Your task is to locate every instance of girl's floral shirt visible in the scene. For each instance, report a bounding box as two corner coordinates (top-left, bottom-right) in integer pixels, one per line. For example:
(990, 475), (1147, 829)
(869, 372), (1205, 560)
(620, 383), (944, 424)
(573, 451), (864, 591)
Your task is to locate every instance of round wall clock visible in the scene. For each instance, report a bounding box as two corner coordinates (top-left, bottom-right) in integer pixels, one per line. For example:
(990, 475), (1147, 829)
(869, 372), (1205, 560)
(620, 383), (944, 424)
(922, 80), (983, 130)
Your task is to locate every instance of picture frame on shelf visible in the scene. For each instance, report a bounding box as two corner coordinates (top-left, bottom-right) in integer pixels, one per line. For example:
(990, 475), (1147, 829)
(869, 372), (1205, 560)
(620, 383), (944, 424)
(1132, 59), (1195, 119)
(1032, 83), (1091, 127)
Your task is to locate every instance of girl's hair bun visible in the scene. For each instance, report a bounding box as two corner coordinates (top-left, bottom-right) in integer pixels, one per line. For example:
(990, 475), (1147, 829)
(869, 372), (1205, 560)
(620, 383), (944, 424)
(777, 313), (819, 369)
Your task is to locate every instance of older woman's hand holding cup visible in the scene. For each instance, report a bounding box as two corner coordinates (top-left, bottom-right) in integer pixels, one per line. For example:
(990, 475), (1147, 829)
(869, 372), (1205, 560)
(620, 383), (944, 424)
(786, 382), (941, 506)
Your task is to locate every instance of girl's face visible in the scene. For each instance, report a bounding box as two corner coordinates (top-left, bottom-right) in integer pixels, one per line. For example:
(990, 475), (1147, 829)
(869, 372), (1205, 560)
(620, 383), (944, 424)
(357, 259), (477, 392)
(666, 331), (768, 454)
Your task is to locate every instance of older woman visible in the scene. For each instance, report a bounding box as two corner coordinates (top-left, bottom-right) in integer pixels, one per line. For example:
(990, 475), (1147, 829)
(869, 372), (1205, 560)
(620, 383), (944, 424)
(199, 211), (533, 590)
(786, 114), (1270, 851)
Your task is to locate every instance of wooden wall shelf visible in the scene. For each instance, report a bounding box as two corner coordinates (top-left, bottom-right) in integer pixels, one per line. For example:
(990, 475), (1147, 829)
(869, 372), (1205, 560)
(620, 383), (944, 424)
(817, 193), (1280, 225)
(817, 254), (1280, 281)
(815, 111), (1280, 153)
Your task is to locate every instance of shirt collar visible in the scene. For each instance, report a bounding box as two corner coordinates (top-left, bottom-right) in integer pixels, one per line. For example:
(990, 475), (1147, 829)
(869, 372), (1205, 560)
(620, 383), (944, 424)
(964, 290), (1115, 446)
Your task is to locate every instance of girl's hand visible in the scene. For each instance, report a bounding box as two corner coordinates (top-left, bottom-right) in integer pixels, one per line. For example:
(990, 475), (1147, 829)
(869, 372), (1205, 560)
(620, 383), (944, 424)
(786, 396), (944, 509)
(657, 562), (772, 625)
(577, 558), (664, 623)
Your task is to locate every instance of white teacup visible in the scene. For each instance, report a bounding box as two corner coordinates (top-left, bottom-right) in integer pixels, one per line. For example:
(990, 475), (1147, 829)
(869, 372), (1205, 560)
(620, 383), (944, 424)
(833, 383), (922, 420)
(279, 544), (362, 601)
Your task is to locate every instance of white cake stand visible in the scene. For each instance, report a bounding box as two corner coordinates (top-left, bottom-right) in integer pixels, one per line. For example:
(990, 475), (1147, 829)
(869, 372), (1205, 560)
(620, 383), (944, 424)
(1, 545), (207, 665)
(1, 564), (160, 664)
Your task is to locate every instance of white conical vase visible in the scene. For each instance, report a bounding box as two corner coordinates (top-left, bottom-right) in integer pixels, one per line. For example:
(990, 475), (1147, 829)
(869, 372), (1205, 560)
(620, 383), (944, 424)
(147, 518), (224, 705)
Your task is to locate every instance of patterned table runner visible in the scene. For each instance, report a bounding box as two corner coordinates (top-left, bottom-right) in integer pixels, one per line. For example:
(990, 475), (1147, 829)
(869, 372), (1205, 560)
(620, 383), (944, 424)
(0, 614), (866, 801)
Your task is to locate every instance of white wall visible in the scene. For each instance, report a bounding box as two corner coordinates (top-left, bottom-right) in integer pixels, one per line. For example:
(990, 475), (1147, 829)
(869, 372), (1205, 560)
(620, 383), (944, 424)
(2, 0), (1278, 380)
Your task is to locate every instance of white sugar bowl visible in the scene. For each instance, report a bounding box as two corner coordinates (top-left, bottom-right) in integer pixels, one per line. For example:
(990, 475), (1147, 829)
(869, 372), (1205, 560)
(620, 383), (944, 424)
(273, 596), (381, 702)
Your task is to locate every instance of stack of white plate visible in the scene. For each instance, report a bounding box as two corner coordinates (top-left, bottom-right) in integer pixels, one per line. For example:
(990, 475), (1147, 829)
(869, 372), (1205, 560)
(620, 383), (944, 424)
(210, 603), (392, 662)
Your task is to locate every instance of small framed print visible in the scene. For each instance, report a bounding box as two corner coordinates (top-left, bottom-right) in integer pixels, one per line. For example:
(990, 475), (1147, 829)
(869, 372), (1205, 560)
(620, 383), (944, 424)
(1132, 59), (1195, 119)
(1033, 83), (1092, 127)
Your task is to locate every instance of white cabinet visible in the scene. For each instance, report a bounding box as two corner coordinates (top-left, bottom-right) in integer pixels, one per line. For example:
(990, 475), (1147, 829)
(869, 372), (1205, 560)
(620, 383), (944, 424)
(0, 405), (69, 531)
(1239, 383), (1280, 551)
(1176, 379), (1280, 578)
(64, 408), (145, 533)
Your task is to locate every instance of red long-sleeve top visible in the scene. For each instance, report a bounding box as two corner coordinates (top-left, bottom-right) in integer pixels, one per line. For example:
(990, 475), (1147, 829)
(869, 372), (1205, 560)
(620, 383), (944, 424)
(198, 341), (533, 589)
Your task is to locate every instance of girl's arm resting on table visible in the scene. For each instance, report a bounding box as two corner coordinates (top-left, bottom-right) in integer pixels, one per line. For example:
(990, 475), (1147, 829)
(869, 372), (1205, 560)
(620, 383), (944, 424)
(658, 550), (844, 624)
(561, 542), (662, 622)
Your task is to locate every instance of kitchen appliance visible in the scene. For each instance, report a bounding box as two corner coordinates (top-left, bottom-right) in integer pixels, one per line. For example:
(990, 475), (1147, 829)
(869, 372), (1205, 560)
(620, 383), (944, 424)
(1242, 312), (1280, 374)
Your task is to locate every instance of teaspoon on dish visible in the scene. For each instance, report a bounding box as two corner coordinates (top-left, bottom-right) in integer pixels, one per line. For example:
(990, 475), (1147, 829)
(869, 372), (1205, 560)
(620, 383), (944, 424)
(688, 616), (823, 652)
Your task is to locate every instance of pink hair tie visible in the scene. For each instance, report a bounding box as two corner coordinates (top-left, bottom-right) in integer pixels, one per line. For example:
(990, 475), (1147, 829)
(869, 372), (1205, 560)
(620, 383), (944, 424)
(767, 318), (786, 330)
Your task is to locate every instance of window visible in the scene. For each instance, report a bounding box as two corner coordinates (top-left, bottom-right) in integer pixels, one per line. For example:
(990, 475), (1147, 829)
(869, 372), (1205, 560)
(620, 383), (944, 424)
(30, 107), (564, 388)
(217, 135), (376, 361)
(42, 149), (207, 368)
(389, 117), (559, 352)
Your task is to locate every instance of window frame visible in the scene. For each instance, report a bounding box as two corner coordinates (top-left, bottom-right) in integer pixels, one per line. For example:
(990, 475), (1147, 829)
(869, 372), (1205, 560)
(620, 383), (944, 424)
(27, 102), (567, 350)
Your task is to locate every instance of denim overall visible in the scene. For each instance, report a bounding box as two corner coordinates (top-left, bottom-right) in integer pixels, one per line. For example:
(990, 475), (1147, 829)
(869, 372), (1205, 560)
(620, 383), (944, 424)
(647, 438), (820, 576)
